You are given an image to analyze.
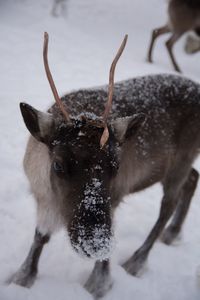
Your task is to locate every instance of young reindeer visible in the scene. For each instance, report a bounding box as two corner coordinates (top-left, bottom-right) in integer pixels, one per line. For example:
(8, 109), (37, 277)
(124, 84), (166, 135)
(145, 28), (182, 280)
(10, 32), (200, 299)
(147, 0), (200, 72)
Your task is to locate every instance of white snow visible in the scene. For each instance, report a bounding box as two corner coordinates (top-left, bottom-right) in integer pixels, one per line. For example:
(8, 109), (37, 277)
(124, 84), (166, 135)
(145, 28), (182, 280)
(0, 0), (200, 299)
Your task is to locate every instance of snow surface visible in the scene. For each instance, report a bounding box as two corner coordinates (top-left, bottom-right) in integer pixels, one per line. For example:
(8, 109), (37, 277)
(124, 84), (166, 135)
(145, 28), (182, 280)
(0, 0), (200, 299)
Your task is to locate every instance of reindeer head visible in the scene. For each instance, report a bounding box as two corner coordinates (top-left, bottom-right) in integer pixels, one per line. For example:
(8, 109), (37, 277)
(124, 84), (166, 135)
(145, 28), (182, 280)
(20, 33), (145, 259)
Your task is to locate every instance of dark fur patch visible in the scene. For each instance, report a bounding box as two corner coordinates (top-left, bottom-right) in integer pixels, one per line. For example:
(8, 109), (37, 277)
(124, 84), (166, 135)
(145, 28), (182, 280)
(20, 103), (40, 138)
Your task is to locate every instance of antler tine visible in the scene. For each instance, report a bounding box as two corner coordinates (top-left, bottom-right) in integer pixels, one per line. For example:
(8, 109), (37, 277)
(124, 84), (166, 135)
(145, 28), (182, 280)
(102, 34), (128, 123)
(100, 34), (128, 148)
(43, 32), (70, 122)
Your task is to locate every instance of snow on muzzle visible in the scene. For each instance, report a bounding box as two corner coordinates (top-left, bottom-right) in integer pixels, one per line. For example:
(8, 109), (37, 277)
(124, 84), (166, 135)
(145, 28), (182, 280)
(70, 223), (113, 260)
(69, 178), (114, 260)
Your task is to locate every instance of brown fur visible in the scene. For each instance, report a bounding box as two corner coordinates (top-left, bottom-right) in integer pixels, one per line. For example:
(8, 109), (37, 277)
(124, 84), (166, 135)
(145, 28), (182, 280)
(11, 73), (200, 298)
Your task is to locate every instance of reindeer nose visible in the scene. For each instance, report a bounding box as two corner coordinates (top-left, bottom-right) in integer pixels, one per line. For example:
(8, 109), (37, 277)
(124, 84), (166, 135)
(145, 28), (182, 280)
(69, 224), (113, 260)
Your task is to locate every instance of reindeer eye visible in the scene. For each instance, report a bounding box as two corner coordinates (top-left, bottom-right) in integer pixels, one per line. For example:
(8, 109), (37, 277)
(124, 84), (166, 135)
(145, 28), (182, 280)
(53, 161), (64, 173)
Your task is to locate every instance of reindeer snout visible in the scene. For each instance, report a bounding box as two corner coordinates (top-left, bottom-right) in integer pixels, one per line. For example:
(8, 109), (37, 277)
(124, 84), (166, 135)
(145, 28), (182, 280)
(68, 179), (113, 259)
(69, 223), (113, 260)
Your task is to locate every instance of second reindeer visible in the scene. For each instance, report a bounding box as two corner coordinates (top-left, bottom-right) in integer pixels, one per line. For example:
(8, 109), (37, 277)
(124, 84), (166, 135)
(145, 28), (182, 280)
(147, 0), (200, 72)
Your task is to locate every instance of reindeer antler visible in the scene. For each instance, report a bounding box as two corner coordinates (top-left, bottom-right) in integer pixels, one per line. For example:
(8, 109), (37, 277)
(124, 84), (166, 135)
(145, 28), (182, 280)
(100, 34), (128, 148)
(43, 32), (70, 122)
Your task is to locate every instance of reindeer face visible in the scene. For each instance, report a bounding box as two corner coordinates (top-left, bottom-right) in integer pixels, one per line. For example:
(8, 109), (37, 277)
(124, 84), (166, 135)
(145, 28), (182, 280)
(20, 103), (124, 259)
(20, 102), (145, 258)
(49, 118), (119, 259)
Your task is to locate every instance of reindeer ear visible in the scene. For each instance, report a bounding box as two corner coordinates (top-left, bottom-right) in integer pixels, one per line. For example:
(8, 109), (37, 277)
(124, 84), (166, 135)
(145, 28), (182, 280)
(20, 102), (54, 143)
(112, 114), (146, 143)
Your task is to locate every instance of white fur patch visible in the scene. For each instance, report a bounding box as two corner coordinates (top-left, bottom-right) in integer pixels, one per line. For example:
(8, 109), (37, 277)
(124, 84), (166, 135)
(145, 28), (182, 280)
(24, 136), (63, 235)
(37, 111), (53, 137)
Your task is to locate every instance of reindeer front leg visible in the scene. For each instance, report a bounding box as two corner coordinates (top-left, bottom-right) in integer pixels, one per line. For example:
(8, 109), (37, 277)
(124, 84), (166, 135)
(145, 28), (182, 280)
(7, 228), (50, 287)
(84, 260), (112, 299)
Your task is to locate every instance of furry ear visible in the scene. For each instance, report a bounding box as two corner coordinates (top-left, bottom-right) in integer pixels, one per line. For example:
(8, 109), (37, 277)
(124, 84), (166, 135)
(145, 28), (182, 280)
(20, 102), (54, 143)
(112, 114), (146, 143)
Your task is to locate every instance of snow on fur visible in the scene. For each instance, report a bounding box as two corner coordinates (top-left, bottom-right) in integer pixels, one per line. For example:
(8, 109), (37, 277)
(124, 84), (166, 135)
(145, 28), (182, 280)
(71, 178), (114, 260)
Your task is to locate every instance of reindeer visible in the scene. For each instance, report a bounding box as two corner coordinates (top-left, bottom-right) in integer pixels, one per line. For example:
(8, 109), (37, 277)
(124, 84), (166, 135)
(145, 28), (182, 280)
(147, 0), (200, 72)
(9, 32), (200, 299)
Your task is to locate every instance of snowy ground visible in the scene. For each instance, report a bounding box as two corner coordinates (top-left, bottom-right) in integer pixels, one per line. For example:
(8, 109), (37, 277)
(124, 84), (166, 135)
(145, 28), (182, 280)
(1, 0), (200, 299)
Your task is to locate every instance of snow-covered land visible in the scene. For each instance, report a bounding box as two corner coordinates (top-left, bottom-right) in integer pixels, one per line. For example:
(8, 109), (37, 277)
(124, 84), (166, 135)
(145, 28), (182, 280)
(0, 0), (200, 299)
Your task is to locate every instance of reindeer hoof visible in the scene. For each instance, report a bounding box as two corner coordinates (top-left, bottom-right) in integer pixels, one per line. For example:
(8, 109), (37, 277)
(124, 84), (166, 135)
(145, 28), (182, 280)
(147, 57), (153, 63)
(176, 69), (182, 73)
(6, 269), (37, 288)
(84, 272), (112, 299)
(173, 65), (182, 73)
(122, 254), (147, 277)
(161, 227), (181, 245)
